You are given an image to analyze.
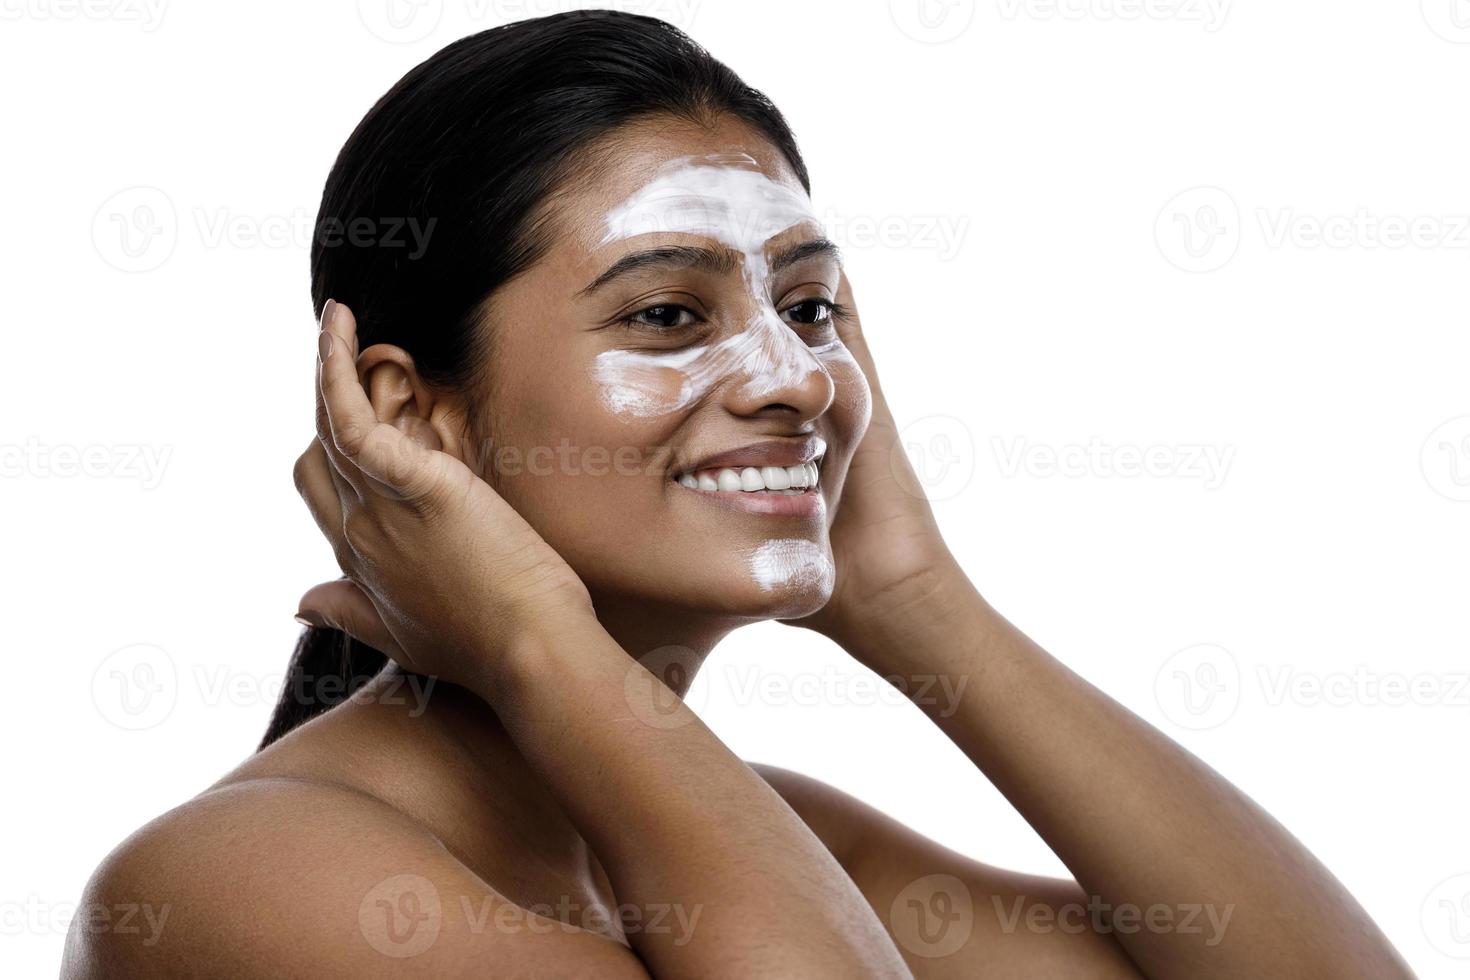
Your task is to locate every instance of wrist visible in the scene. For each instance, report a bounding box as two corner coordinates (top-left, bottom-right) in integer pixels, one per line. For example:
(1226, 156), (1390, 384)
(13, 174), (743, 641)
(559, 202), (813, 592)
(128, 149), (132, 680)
(824, 555), (988, 671)
(469, 591), (604, 704)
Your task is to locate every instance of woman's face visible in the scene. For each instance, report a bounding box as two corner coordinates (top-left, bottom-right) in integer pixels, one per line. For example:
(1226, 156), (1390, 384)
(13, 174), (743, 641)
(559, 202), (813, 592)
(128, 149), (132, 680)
(473, 116), (870, 623)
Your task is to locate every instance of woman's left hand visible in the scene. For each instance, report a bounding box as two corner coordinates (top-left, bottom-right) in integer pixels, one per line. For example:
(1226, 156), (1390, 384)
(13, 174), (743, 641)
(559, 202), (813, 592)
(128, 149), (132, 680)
(788, 274), (965, 651)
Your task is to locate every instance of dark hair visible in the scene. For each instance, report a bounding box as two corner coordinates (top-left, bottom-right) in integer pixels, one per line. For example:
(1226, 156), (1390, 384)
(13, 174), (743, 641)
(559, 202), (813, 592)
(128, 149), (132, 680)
(260, 9), (810, 748)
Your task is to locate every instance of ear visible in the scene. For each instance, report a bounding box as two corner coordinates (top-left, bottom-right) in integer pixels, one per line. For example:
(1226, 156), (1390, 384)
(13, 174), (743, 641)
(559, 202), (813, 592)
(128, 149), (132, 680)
(356, 344), (472, 462)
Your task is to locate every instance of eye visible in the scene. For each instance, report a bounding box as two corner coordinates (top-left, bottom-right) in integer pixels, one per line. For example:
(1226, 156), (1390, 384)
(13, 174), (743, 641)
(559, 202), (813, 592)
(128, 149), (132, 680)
(621, 304), (702, 330)
(782, 298), (835, 326)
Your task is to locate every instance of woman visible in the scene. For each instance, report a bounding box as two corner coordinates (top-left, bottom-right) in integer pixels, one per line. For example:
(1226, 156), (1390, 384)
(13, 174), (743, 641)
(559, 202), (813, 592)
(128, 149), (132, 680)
(65, 11), (1412, 978)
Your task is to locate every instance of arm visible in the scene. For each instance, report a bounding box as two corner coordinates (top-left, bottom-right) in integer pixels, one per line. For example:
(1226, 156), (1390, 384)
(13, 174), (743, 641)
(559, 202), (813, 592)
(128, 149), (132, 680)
(481, 618), (910, 979)
(827, 566), (1412, 979)
(758, 764), (1145, 980)
(792, 276), (1415, 980)
(297, 300), (912, 979)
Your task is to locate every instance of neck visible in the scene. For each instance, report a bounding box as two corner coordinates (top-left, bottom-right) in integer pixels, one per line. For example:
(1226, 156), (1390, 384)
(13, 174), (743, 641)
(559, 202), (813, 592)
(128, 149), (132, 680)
(586, 589), (742, 697)
(400, 593), (739, 883)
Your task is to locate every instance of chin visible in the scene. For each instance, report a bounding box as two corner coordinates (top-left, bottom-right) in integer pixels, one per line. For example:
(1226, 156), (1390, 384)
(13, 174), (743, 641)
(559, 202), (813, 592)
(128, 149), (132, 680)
(578, 533), (837, 624)
(750, 586), (832, 623)
(730, 537), (836, 621)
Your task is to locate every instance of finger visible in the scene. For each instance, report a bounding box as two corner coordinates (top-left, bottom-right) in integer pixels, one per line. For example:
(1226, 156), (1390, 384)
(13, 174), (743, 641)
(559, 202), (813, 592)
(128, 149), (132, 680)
(314, 300), (365, 498)
(293, 440), (353, 558)
(296, 578), (406, 661)
(318, 301), (443, 499)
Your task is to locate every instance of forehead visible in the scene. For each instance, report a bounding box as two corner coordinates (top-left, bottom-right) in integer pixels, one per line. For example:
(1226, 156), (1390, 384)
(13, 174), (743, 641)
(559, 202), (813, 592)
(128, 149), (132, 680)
(547, 116), (813, 259)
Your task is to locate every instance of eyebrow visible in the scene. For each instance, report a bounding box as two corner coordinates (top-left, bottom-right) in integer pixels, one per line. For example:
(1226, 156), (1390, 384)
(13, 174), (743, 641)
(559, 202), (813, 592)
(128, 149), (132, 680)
(770, 237), (842, 275)
(579, 237), (842, 295)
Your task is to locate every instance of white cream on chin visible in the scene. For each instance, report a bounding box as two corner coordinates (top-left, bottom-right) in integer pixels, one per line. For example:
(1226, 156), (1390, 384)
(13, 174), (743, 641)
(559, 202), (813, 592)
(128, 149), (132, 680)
(592, 153), (854, 419)
(746, 538), (835, 594)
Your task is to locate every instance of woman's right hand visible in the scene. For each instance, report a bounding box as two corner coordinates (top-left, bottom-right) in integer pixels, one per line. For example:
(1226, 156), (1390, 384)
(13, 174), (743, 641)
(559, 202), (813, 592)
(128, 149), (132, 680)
(292, 299), (594, 693)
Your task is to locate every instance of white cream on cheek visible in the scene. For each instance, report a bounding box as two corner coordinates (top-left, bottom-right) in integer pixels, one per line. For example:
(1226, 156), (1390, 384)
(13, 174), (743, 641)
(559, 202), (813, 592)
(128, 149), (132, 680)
(747, 538), (835, 594)
(593, 153), (852, 418)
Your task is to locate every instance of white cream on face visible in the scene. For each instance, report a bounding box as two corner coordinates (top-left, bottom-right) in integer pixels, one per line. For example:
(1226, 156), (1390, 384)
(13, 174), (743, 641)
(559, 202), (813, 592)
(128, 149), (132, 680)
(593, 153), (854, 418)
(747, 538), (835, 594)
(601, 152), (812, 284)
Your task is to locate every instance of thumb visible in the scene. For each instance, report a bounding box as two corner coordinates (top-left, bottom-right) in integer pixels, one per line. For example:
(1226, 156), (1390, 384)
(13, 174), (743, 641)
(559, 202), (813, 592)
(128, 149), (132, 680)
(295, 578), (405, 660)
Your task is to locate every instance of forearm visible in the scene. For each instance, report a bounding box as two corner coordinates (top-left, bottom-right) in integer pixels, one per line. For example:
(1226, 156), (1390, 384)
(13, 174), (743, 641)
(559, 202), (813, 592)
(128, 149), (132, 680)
(472, 617), (912, 980)
(831, 557), (1412, 980)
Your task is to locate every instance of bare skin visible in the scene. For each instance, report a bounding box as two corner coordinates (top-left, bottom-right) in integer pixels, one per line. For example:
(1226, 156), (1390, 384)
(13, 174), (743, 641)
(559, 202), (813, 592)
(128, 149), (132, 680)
(65, 117), (1414, 979)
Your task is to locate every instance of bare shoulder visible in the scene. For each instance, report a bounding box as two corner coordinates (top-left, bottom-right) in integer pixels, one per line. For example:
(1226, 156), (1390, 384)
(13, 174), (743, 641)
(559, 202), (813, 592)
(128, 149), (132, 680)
(62, 777), (641, 979)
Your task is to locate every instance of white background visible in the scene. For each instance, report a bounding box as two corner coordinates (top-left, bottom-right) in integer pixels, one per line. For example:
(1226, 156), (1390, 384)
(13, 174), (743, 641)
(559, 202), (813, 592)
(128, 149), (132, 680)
(2, 0), (1467, 975)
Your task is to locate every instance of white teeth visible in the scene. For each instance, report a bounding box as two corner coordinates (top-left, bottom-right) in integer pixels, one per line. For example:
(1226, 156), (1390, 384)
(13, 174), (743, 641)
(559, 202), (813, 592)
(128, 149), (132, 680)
(761, 465), (790, 490)
(677, 459), (823, 493)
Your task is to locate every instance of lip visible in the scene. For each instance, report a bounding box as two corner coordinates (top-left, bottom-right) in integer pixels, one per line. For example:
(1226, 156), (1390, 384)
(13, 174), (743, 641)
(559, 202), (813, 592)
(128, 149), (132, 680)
(676, 435), (827, 476)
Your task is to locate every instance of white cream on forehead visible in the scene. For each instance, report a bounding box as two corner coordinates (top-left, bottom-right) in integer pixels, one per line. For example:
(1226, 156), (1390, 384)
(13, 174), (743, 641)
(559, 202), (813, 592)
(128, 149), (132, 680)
(592, 153), (855, 419)
(747, 538), (835, 594)
(601, 152), (816, 289)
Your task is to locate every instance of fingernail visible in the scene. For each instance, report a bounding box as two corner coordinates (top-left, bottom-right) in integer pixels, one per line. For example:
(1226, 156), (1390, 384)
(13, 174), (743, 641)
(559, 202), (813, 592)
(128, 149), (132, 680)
(320, 298), (337, 329)
(295, 611), (327, 628)
(318, 329), (333, 362)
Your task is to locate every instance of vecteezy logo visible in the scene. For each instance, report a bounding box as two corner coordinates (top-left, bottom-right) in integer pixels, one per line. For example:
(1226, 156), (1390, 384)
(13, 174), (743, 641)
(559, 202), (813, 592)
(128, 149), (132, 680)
(92, 186), (177, 273)
(1154, 643), (1240, 730)
(1421, 416), (1470, 502)
(1422, 873), (1470, 959)
(91, 643), (178, 730)
(357, 0), (443, 43)
(623, 645), (705, 730)
(889, 874), (973, 958)
(890, 0), (976, 43)
(1422, 0), (1470, 43)
(359, 874), (442, 958)
(892, 414), (976, 502)
(1155, 186), (1240, 273)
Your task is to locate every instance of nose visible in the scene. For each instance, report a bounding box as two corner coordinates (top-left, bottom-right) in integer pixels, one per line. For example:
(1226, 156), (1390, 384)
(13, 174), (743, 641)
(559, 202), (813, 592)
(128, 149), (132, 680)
(719, 308), (836, 424)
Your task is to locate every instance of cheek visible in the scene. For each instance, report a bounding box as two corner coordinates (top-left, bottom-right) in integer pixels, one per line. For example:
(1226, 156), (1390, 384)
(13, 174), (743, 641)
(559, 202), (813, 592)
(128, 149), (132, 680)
(498, 398), (674, 496)
(484, 384), (680, 596)
(592, 349), (699, 419)
(823, 348), (873, 444)
(809, 349), (871, 523)
(492, 332), (682, 466)
(480, 358), (670, 521)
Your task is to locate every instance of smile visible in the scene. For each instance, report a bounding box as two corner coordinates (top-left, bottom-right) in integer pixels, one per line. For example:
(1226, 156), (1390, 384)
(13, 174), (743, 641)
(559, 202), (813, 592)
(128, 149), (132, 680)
(669, 437), (827, 516)
(674, 461), (820, 495)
